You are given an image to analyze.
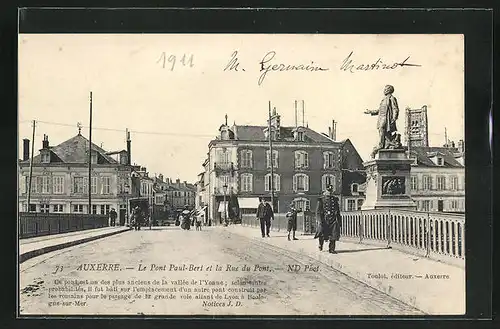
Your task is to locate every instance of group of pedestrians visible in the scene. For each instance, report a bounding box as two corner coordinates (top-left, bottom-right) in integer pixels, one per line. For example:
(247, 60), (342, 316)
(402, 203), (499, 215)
(254, 184), (342, 254)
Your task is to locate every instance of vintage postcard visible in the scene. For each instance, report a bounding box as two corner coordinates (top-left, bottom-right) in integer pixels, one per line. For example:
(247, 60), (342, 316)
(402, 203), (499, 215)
(18, 33), (465, 317)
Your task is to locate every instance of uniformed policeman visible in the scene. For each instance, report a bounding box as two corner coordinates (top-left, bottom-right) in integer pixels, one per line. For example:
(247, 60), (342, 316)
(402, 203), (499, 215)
(314, 185), (342, 253)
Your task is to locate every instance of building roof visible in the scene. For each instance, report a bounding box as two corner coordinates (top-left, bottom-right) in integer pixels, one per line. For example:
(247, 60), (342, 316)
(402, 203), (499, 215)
(409, 146), (464, 168)
(341, 170), (367, 196)
(20, 134), (118, 165)
(232, 125), (338, 144)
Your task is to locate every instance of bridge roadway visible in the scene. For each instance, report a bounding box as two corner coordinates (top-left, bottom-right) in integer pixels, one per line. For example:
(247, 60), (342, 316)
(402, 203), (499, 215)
(19, 225), (424, 316)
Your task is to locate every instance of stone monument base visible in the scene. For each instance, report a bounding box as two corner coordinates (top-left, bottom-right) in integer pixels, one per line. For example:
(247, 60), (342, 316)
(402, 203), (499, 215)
(361, 149), (416, 211)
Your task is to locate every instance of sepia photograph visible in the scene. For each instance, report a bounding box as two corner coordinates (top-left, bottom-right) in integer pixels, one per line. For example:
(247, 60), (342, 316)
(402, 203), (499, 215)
(17, 33), (465, 317)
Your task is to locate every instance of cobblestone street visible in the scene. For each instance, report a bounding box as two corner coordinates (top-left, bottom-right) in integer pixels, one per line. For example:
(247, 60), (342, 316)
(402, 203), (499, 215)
(19, 226), (423, 316)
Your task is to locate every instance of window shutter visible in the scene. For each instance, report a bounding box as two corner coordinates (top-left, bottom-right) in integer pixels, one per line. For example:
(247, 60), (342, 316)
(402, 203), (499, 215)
(293, 175), (297, 191)
(20, 176), (26, 194)
(266, 151), (270, 168)
(249, 174), (253, 192)
(249, 151), (253, 168)
(323, 153), (327, 169)
(321, 175), (325, 191)
(304, 152), (309, 167)
(275, 174), (280, 191)
(305, 175), (309, 191)
(295, 152), (299, 168)
(274, 151), (278, 168)
(332, 175), (336, 191)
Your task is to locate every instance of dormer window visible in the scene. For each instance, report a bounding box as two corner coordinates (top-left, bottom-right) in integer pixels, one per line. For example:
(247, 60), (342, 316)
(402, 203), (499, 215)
(296, 131), (304, 141)
(437, 157), (444, 166)
(352, 183), (359, 194)
(91, 153), (98, 164)
(41, 152), (50, 164)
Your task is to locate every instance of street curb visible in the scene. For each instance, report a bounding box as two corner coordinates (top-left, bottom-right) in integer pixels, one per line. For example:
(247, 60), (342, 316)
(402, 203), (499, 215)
(19, 228), (132, 264)
(229, 228), (428, 314)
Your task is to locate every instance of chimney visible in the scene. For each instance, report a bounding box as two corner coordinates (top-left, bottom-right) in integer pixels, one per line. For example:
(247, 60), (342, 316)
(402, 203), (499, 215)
(126, 129), (131, 165)
(458, 139), (465, 153)
(42, 134), (49, 149)
(176, 179), (180, 188)
(23, 138), (30, 161)
(331, 120), (337, 141)
(159, 174), (163, 182)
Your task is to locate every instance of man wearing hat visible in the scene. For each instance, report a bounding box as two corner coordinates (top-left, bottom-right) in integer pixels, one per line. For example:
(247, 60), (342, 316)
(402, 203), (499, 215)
(285, 202), (301, 241)
(314, 184), (342, 253)
(256, 197), (274, 238)
(364, 84), (400, 158)
(109, 208), (117, 227)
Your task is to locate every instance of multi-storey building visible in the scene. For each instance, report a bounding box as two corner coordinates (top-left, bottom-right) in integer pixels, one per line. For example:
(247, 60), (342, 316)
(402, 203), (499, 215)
(18, 131), (133, 224)
(405, 105), (465, 212)
(408, 144), (465, 212)
(203, 107), (364, 221)
(163, 178), (196, 213)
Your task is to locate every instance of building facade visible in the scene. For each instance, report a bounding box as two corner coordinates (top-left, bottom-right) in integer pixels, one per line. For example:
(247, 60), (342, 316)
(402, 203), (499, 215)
(203, 107), (364, 221)
(18, 132), (133, 225)
(408, 145), (465, 212)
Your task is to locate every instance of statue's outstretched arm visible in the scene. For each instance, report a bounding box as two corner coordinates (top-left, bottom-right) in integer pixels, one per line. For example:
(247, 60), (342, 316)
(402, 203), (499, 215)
(364, 109), (379, 115)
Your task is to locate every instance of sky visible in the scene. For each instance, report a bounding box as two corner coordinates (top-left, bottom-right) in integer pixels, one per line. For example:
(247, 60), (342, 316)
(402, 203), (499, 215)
(18, 34), (464, 183)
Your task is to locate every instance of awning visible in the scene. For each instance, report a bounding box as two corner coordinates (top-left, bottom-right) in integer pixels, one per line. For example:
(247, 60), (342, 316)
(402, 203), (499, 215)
(238, 197), (260, 209)
(218, 201), (228, 212)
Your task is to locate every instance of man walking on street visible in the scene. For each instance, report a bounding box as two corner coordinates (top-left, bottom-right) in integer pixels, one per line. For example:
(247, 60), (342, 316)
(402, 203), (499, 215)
(256, 197), (274, 238)
(286, 202), (301, 241)
(314, 185), (342, 253)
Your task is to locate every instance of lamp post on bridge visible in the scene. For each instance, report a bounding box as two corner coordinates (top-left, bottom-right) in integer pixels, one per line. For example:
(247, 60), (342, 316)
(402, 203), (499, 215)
(223, 184), (228, 227)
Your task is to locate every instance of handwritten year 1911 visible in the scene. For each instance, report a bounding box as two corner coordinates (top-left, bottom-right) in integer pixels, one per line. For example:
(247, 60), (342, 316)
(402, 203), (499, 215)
(157, 53), (194, 71)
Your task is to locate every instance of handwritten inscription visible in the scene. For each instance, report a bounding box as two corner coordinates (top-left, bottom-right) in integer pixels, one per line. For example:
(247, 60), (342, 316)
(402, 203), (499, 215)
(340, 51), (421, 73)
(157, 53), (194, 71)
(258, 51), (329, 86)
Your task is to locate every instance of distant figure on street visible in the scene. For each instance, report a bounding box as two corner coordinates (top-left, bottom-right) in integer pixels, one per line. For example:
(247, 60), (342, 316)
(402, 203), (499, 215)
(256, 197), (274, 238)
(286, 202), (301, 241)
(109, 208), (117, 226)
(180, 205), (191, 230)
(194, 211), (202, 231)
(132, 206), (142, 231)
(314, 185), (342, 253)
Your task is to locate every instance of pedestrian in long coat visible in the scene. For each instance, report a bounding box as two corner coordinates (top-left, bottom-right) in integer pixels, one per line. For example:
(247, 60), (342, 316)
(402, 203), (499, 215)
(286, 202), (301, 241)
(314, 185), (342, 253)
(180, 206), (191, 230)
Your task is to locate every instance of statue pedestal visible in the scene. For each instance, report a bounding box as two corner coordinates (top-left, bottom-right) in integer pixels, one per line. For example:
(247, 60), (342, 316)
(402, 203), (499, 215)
(361, 149), (416, 210)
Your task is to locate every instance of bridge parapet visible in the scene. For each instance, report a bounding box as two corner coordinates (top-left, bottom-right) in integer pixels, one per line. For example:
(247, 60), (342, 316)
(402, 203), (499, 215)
(241, 209), (465, 268)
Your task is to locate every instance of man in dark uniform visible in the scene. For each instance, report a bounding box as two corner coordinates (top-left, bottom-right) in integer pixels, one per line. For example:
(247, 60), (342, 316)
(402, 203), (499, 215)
(314, 185), (342, 253)
(109, 208), (117, 226)
(256, 197), (274, 238)
(286, 202), (301, 241)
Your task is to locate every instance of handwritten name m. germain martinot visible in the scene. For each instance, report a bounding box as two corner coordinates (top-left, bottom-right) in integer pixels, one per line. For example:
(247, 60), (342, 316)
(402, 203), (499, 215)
(224, 50), (421, 85)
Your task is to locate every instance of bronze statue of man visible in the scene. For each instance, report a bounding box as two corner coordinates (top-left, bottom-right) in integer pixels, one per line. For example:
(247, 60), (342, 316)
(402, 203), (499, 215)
(364, 85), (401, 157)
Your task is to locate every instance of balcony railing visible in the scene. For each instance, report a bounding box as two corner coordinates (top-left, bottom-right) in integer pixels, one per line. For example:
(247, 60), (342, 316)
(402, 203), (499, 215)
(241, 209), (465, 267)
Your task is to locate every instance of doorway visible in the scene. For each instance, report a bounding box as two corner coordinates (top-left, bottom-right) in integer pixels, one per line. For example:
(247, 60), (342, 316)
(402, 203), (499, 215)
(438, 200), (444, 212)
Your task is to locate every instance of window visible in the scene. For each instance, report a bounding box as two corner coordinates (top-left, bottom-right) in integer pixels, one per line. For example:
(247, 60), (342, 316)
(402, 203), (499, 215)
(321, 174), (336, 192)
(91, 176), (98, 194)
(73, 204), (84, 213)
(91, 153), (98, 164)
(437, 157), (444, 166)
(450, 200), (459, 210)
(422, 200), (431, 212)
(92, 205), (98, 214)
(411, 176), (418, 191)
(73, 177), (87, 194)
(41, 152), (50, 163)
(294, 198), (310, 211)
(102, 177), (111, 194)
(293, 174), (309, 192)
(101, 205), (110, 215)
(264, 173), (280, 192)
(240, 174), (253, 192)
(450, 176), (459, 190)
(323, 152), (335, 169)
(40, 204), (50, 213)
(352, 184), (359, 193)
(53, 204), (64, 213)
(216, 149), (231, 164)
(240, 150), (253, 168)
(37, 176), (50, 194)
(294, 151), (309, 168)
(266, 150), (279, 168)
(53, 176), (64, 194)
(357, 199), (364, 210)
(296, 131), (304, 142)
(219, 175), (230, 189)
(437, 176), (446, 190)
(29, 204), (36, 212)
(347, 199), (356, 211)
(422, 175), (433, 190)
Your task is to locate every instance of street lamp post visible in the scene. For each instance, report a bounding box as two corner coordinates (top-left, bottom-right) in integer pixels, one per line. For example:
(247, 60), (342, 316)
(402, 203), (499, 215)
(223, 184), (228, 227)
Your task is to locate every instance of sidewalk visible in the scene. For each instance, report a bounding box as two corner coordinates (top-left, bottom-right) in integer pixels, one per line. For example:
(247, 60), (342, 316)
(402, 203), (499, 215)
(19, 226), (131, 263)
(225, 225), (465, 315)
